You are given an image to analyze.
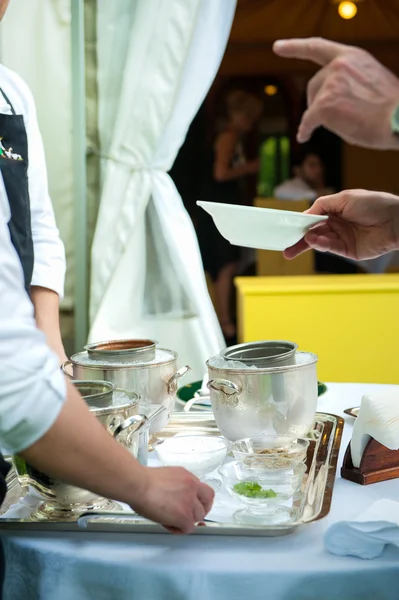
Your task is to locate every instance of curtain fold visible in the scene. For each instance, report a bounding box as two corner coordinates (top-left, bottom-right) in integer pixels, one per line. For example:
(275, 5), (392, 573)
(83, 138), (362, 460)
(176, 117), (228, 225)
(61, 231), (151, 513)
(90, 0), (236, 380)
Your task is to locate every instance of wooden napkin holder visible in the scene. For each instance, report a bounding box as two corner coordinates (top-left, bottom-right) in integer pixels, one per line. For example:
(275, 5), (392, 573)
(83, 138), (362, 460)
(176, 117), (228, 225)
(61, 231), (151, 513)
(341, 439), (399, 485)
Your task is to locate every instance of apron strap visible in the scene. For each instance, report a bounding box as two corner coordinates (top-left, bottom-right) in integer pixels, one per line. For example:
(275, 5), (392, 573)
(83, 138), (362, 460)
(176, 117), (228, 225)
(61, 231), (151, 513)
(0, 87), (16, 116)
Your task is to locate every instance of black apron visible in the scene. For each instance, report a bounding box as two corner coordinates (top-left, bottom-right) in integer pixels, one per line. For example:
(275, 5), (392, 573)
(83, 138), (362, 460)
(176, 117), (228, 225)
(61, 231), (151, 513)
(0, 87), (33, 290)
(0, 87), (33, 595)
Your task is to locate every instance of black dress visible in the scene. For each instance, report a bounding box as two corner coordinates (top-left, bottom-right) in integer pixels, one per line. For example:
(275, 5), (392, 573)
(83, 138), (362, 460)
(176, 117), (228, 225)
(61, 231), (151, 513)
(196, 140), (243, 282)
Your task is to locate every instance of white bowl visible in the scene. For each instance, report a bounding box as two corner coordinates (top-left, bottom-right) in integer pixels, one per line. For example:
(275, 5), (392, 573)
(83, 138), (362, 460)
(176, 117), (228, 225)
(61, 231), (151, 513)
(197, 201), (327, 251)
(154, 435), (227, 477)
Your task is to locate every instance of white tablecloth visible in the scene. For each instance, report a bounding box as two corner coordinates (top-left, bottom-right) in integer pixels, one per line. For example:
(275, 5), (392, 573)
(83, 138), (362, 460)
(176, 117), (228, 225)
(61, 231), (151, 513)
(3, 382), (399, 600)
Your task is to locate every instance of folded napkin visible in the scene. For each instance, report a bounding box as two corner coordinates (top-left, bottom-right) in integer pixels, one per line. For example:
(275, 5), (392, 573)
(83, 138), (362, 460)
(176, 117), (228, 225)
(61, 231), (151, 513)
(325, 499), (399, 559)
(351, 388), (399, 467)
(2, 487), (43, 519)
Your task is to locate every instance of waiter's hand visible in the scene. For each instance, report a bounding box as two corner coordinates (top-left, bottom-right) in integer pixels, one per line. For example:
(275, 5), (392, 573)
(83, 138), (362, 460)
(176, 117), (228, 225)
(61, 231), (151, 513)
(273, 38), (399, 149)
(131, 467), (214, 534)
(284, 190), (399, 261)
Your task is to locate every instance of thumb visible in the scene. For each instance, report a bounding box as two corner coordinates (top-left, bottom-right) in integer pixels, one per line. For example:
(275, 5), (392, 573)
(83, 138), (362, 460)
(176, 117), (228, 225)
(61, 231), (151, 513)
(305, 193), (344, 217)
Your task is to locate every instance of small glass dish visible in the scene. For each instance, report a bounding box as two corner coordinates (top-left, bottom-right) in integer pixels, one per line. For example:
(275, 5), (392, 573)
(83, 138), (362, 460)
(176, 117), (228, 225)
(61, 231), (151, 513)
(154, 435), (228, 489)
(230, 435), (309, 470)
(218, 460), (306, 525)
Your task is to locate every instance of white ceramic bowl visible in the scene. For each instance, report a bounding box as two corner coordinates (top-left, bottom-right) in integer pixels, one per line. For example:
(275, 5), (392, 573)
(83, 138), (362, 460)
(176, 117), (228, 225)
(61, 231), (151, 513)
(197, 201), (327, 251)
(154, 435), (228, 477)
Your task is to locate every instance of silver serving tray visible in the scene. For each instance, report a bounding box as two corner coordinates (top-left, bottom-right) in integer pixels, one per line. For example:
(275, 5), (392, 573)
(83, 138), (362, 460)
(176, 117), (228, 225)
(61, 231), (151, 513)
(0, 412), (343, 537)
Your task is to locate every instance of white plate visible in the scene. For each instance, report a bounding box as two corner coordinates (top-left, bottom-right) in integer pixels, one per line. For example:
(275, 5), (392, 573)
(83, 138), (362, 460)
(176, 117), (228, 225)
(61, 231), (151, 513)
(197, 201), (328, 251)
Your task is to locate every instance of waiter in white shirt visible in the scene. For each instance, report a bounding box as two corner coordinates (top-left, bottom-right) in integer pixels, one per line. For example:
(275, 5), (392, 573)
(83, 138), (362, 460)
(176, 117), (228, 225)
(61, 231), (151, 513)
(0, 1), (213, 595)
(0, 56), (66, 364)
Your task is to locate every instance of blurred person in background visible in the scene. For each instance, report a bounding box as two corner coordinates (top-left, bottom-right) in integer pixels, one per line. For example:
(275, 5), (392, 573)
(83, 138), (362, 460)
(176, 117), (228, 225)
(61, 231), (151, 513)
(196, 89), (263, 345)
(274, 149), (334, 201)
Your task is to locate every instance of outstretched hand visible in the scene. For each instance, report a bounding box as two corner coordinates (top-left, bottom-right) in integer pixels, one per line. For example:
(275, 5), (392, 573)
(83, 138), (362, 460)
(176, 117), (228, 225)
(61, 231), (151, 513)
(284, 190), (399, 261)
(273, 38), (399, 149)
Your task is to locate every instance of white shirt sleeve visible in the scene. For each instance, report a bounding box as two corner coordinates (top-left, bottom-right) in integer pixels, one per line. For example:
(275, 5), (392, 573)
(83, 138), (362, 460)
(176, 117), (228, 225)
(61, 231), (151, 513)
(274, 178), (317, 201)
(0, 65), (66, 298)
(0, 211), (66, 455)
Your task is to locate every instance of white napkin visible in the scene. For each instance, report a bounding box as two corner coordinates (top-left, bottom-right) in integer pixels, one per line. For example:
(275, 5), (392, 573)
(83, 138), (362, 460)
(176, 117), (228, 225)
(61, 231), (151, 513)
(351, 388), (399, 467)
(2, 487), (43, 519)
(325, 499), (399, 559)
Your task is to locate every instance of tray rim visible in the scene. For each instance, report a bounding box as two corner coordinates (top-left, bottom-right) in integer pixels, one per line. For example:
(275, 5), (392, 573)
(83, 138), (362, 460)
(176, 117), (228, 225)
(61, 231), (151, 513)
(0, 412), (344, 537)
(343, 407), (359, 418)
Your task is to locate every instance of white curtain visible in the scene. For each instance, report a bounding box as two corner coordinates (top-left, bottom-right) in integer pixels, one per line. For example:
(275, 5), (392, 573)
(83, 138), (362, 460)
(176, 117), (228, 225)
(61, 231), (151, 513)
(90, 0), (236, 381)
(0, 0), (74, 308)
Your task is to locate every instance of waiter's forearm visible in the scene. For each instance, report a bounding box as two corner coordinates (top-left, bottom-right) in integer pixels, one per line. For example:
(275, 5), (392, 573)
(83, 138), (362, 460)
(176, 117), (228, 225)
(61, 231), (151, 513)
(19, 381), (149, 506)
(30, 286), (67, 363)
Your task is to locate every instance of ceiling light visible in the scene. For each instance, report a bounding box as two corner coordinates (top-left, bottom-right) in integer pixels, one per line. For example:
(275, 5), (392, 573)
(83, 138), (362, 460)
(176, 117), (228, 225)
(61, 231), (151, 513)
(338, 1), (358, 19)
(264, 85), (278, 96)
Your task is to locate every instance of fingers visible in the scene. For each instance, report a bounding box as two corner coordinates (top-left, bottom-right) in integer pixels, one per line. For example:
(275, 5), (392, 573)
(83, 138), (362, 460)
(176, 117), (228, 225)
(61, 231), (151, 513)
(305, 229), (348, 257)
(307, 66), (329, 106)
(193, 500), (206, 524)
(284, 221), (334, 259)
(297, 106), (322, 143)
(273, 37), (350, 67)
(304, 230), (333, 253)
(197, 481), (215, 515)
(283, 234), (329, 260)
(285, 227), (348, 260)
(165, 526), (185, 535)
(283, 238), (310, 260)
(165, 478), (214, 535)
(173, 515), (196, 535)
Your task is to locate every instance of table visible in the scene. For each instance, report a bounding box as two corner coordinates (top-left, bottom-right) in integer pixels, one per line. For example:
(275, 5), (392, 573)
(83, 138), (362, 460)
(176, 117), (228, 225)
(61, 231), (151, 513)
(3, 383), (399, 600)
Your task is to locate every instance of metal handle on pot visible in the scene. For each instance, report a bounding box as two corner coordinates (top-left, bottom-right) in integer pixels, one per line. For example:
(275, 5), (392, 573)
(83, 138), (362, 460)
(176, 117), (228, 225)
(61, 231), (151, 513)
(113, 414), (148, 440)
(207, 379), (241, 396)
(167, 365), (191, 396)
(61, 360), (73, 379)
(147, 406), (167, 425)
(207, 378), (241, 408)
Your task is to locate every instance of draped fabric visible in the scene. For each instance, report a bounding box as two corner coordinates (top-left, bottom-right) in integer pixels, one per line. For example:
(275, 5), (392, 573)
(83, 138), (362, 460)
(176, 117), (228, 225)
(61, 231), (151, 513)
(89, 0), (236, 380)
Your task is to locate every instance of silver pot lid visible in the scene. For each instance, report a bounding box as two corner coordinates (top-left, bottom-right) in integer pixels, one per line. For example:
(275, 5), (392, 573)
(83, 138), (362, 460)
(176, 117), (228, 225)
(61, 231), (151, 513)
(84, 339), (157, 363)
(91, 388), (140, 414)
(69, 348), (177, 369)
(71, 380), (114, 408)
(207, 350), (317, 373)
(221, 340), (298, 368)
(71, 380), (140, 412)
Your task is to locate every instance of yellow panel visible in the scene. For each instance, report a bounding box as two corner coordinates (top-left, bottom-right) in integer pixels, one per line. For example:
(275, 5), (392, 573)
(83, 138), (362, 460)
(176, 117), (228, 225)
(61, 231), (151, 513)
(236, 275), (399, 384)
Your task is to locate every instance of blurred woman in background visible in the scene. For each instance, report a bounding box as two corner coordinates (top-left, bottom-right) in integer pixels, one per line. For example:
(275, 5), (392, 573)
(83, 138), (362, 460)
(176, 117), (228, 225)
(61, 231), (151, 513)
(197, 90), (262, 345)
